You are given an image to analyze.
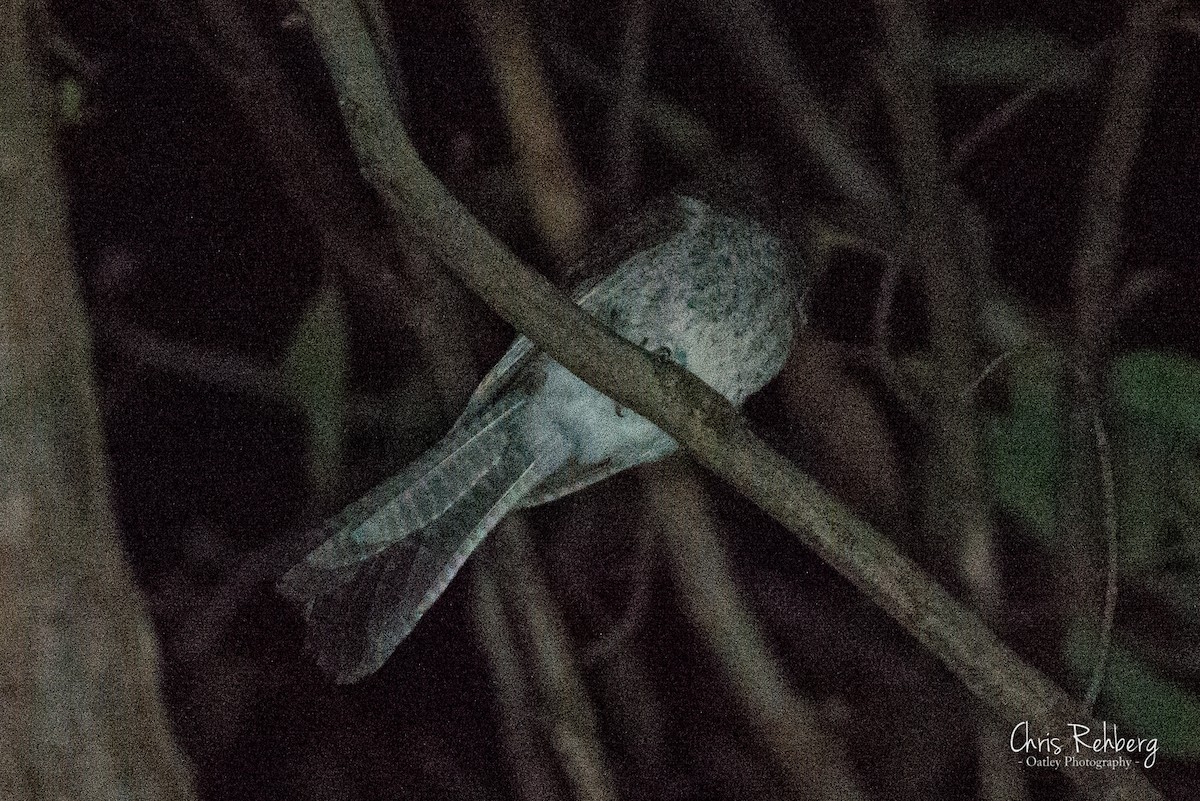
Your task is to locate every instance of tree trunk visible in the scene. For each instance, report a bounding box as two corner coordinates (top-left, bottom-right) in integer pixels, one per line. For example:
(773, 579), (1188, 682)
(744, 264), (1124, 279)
(0, 4), (197, 799)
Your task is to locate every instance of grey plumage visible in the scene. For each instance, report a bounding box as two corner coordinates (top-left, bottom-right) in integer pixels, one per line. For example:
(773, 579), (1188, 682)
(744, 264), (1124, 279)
(278, 195), (800, 683)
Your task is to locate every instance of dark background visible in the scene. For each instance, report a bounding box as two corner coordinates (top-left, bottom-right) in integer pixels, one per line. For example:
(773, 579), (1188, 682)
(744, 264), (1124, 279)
(47, 0), (1200, 798)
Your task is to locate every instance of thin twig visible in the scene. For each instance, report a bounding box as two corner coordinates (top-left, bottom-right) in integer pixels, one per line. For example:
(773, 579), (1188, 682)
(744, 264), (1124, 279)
(43, 33), (103, 82)
(1070, 4), (1167, 395)
(869, 250), (931, 424)
(1112, 268), (1167, 321)
(949, 40), (1116, 173)
(581, 520), (657, 666)
(875, 8), (1040, 800)
(292, 3), (1164, 796)
(958, 347), (1024, 404)
(870, 247), (903, 357)
(689, 0), (898, 238)
(872, 6), (980, 405)
(155, 0), (416, 341)
(801, 223), (928, 422)
(546, 40), (723, 169)
(1084, 409), (1120, 711)
(1065, 0), (1168, 710)
(173, 526), (328, 664)
(467, 0), (590, 265)
(873, 5), (1016, 796)
(472, 566), (563, 801)
(102, 316), (286, 400)
(652, 461), (870, 801)
(491, 520), (620, 801)
(593, 649), (674, 795)
(607, 0), (653, 206)
(874, 0), (998, 613)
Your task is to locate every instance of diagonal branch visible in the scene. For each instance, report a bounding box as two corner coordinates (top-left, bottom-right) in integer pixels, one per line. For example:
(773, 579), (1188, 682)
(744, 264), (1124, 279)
(291, 2), (1164, 798)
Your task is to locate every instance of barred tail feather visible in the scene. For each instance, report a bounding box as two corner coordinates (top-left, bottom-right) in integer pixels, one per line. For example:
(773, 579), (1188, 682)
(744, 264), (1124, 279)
(305, 392), (531, 573)
(278, 397), (570, 683)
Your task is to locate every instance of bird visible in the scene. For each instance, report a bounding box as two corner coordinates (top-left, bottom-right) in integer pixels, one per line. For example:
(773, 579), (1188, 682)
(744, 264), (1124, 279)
(278, 193), (801, 683)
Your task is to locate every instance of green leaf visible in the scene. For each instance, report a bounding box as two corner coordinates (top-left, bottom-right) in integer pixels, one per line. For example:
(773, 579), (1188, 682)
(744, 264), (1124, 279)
(982, 348), (1200, 758)
(1172, 455), (1200, 520)
(1066, 620), (1200, 758)
(983, 349), (1200, 548)
(1112, 351), (1200, 442)
(1109, 352), (1200, 572)
(1114, 424), (1165, 573)
(282, 278), (349, 498)
(931, 29), (1088, 88)
(984, 347), (1063, 540)
(57, 77), (84, 126)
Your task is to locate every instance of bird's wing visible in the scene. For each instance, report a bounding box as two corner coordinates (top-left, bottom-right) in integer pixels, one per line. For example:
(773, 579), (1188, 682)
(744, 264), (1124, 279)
(459, 195), (690, 420)
(459, 335), (539, 421)
(517, 431), (676, 509)
(458, 271), (621, 421)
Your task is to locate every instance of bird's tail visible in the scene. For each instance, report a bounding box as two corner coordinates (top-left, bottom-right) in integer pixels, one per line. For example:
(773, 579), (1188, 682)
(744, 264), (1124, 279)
(278, 393), (568, 683)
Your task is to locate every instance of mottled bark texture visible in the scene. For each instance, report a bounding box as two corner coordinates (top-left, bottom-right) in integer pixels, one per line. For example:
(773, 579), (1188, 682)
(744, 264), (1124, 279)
(0, 4), (197, 799)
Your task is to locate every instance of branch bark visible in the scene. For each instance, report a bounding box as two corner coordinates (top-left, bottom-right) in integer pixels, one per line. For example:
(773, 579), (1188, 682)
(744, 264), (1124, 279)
(0, 4), (196, 798)
(290, 2), (1165, 798)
